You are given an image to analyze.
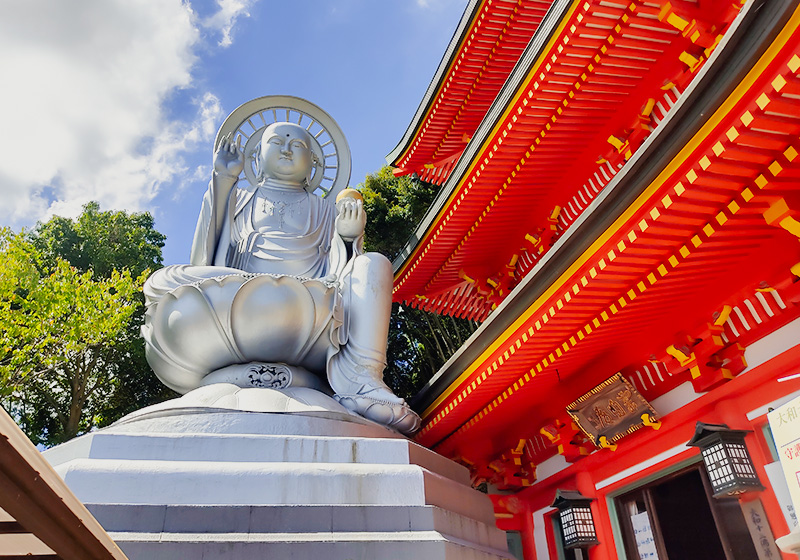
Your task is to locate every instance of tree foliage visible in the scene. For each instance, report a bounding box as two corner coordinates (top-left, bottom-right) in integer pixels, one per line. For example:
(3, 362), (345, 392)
(359, 167), (478, 399)
(383, 302), (479, 399)
(31, 201), (164, 278)
(0, 203), (174, 446)
(360, 166), (440, 261)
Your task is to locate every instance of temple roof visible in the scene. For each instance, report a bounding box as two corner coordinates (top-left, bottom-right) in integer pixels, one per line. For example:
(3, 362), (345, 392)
(387, 0), (555, 186)
(391, 0), (751, 322)
(405, 1), (800, 467)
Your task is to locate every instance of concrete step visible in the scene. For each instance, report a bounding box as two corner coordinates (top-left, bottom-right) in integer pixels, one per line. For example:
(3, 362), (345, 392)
(56, 460), (495, 524)
(88, 504), (508, 551)
(110, 530), (514, 560)
(44, 408), (509, 558)
(108, 409), (402, 439)
(45, 431), (469, 485)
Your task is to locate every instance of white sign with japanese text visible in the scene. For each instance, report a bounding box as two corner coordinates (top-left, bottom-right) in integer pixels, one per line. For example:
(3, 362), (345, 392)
(767, 394), (800, 517)
(631, 511), (659, 560)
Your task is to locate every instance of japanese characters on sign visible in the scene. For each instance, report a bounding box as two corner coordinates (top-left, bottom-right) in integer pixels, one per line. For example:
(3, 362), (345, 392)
(631, 512), (659, 560)
(773, 402), (800, 461)
(741, 499), (781, 560)
(768, 394), (800, 521)
(566, 373), (658, 447)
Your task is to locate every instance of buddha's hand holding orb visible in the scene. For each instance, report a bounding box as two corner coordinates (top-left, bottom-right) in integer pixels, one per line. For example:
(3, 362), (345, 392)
(335, 188), (366, 241)
(214, 133), (245, 178)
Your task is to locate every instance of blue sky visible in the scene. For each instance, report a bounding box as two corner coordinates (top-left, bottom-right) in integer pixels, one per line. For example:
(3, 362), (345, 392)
(0, 0), (464, 265)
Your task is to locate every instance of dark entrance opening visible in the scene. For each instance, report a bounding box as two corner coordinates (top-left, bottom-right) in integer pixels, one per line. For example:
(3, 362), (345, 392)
(650, 468), (725, 558)
(616, 464), (758, 560)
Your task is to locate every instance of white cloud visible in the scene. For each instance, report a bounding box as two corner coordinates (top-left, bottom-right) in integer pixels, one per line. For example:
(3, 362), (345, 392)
(0, 0), (248, 227)
(46, 92), (223, 219)
(203, 0), (257, 48)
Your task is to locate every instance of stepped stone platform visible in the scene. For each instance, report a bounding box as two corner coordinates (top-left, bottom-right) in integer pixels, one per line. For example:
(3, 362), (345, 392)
(44, 384), (512, 559)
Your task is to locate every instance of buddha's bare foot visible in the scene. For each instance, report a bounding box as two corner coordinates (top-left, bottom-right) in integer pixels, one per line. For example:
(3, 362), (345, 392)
(335, 391), (421, 435)
(330, 364), (421, 434)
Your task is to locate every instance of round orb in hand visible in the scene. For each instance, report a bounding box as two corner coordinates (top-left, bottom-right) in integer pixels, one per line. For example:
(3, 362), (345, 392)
(335, 188), (363, 210)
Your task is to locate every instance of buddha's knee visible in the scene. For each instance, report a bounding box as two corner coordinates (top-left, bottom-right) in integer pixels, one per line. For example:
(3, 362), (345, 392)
(144, 264), (244, 304)
(351, 252), (392, 284)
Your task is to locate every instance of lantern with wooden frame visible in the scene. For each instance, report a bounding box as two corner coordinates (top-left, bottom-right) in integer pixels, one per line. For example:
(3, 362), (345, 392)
(687, 422), (764, 498)
(551, 489), (599, 549)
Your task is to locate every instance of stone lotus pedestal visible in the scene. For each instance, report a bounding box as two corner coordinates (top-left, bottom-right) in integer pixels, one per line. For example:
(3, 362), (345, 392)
(43, 384), (512, 559)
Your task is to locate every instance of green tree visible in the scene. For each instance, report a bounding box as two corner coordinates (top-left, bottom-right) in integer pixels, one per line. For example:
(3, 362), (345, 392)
(29, 202), (175, 427)
(383, 302), (479, 399)
(359, 167), (478, 399)
(0, 203), (175, 446)
(31, 201), (164, 278)
(359, 166), (440, 260)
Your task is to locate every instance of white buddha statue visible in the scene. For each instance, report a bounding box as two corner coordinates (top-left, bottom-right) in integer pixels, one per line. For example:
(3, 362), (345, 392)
(142, 112), (420, 434)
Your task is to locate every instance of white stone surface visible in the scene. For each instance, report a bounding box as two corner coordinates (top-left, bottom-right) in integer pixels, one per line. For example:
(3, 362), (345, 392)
(114, 408), (394, 437)
(44, 389), (510, 559)
(87, 503), (509, 551)
(46, 432), (469, 485)
(777, 528), (800, 555)
(113, 532), (510, 560)
(120, 383), (364, 420)
(57, 459), (426, 505)
(55, 459), (492, 523)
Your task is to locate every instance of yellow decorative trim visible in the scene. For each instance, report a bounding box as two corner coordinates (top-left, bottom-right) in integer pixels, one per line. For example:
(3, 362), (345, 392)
(598, 436), (618, 451)
(714, 305), (732, 326)
(419, 4), (800, 424)
(642, 413), (662, 430)
(395, 0), (582, 280)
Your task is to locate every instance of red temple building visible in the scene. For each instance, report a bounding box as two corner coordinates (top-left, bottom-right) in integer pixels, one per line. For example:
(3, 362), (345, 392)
(389, 0), (800, 558)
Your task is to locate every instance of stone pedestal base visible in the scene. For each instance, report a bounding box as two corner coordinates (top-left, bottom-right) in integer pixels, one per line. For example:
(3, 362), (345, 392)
(44, 385), (512, 559)
(776, 528), (800, 556)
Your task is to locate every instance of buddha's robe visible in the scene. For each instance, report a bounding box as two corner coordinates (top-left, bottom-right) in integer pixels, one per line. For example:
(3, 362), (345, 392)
(142, 180), (359, 394)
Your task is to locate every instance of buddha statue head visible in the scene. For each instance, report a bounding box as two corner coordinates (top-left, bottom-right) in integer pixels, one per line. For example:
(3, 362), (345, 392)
(255, 122), (320, 186)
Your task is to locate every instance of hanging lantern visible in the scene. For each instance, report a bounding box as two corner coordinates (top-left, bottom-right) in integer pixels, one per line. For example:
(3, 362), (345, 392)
(551, 489), (599, 549)
(687, 422), (764, 498)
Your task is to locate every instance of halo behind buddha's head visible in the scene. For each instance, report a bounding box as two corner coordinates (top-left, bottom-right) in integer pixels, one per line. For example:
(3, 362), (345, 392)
(214, 96), (352, 200)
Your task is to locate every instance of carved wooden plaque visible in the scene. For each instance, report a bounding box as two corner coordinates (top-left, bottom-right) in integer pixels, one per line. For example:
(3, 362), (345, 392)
(566, 373), (657, 446)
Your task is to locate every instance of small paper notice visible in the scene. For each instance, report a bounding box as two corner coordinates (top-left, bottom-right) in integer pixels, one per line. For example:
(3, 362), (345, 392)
(631, 511), (659, 560)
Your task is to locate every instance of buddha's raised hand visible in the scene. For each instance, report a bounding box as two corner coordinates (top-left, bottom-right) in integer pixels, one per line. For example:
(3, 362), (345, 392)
(214, 133), (244, 178)
(335, 198), (366, 241)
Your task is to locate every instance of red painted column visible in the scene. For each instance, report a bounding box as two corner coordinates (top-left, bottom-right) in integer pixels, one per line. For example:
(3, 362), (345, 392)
(520, 505), (539, 560)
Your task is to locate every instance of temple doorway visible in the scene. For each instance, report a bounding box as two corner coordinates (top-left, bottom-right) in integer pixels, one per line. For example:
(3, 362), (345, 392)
(615, 465), (758, 559)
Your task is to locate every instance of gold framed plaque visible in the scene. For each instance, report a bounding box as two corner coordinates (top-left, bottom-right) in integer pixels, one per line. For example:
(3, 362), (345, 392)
(566, 373), (658, 446)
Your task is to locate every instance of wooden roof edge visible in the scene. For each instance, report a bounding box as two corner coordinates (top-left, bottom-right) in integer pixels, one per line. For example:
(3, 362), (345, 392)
(391, 0), (575, 277)
(408, 0), (796, 419)
(0, 407), (128, 560)
(385, 0), (483, 168)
